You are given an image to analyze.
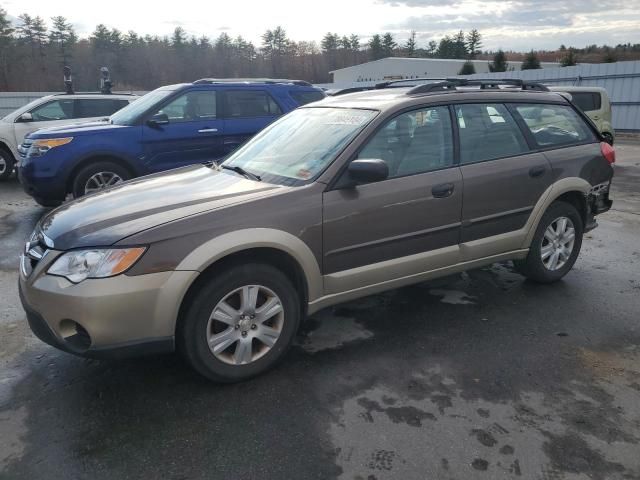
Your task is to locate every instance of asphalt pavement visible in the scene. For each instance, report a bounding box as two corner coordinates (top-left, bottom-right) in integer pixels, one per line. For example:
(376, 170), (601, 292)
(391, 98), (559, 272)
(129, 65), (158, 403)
(1, 141), (639, 480)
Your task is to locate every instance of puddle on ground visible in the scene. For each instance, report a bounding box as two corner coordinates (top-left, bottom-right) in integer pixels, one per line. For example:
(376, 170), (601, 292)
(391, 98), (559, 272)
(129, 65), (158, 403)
(428, 289), (476, 305)
(298, 310), (373, 353)
(328, 368), (640, 480)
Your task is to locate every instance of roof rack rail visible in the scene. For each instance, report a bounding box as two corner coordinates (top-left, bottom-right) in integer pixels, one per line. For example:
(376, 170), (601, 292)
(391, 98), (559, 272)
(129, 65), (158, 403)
(327, 86), (375, 96)
(193, 78), (312, 86)
(407, 78), (549, 95)
(52, 91), (137, 96)
(375, 77), (447, 89)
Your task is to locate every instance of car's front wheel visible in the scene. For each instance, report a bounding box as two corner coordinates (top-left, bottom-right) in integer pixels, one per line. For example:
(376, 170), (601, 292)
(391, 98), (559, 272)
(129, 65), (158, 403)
(71, 161), (131, 198)
(178, 263), (301, 382)
(0, 146), (15, 181)
(514, 201), (584, 283)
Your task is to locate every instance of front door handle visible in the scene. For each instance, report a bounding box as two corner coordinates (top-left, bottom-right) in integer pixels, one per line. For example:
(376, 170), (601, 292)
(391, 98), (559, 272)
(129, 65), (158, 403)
(432, 183), (455, 198)
(529, 166), (546, 178)
(198, 128), (218, 133)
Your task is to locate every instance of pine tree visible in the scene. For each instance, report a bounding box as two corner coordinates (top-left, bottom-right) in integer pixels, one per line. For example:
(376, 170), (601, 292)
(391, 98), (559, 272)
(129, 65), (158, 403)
(458, 60), (476, 75)
(466, 29), (482, 59)
(382, 33), (396, 57)
(521, 50), (541, 70)
(368, 34), (384, 60)
(405, 30), (417, 57)
(49, 16), (76, 66)
(489, 49), (508, 72)
(0, 7), (14, 89)
(560, 48), (578, 67)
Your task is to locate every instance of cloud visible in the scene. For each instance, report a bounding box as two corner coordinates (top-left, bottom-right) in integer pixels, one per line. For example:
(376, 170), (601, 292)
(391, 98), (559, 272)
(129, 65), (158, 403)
(379, 0), (639, 49)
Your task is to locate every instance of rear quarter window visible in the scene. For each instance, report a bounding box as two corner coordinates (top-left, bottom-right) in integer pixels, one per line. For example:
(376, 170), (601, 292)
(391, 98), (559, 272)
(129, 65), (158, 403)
(569, 92), (601, 112)
(75, 98), (132, 118)
(514, 103), (596, 148)
(289, 90), (326, 106)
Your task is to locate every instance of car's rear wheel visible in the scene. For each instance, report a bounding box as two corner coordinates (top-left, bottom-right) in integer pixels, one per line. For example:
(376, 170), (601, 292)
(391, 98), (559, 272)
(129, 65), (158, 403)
(178, 263), (301, 382)
(0, 146), (15, 181)
(71, 161), (131, 198)
(514, 201), (584, 283)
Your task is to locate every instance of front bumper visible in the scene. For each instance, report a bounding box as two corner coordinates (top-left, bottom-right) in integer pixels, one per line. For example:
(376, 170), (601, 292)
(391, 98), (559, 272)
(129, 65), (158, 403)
(18, 159), (67, 202)
(19, 249), (198, 359)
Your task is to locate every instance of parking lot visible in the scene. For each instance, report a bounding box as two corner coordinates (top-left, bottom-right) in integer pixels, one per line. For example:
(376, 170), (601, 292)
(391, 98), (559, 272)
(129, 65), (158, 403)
(0, 140), (639, 479)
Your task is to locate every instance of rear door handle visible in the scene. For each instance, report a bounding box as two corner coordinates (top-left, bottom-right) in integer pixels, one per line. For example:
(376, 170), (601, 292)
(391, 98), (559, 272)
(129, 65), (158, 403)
(198, 128), (218, 133)
(529, 166), (546, 178)
(432, 183), (455, 198)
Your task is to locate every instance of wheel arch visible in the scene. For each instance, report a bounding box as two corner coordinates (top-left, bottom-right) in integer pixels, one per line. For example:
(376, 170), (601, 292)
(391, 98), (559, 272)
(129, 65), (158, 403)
(174, 229), (323, 333)
(65, 154), (138, 194)
(0, 140), (16, 159)
(522, 177), (590, 248)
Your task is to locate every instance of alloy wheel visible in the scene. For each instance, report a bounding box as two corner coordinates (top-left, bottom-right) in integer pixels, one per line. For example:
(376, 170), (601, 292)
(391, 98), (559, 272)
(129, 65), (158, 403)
(541, 216), (575, 271)
(207, 285), (284, 365)
(0, 154), (6, 175)
(84, 171), (123, 194)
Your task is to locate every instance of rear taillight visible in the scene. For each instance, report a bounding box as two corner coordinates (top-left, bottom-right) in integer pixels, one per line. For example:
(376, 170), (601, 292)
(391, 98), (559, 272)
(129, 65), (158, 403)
(600, 141), (615, 164)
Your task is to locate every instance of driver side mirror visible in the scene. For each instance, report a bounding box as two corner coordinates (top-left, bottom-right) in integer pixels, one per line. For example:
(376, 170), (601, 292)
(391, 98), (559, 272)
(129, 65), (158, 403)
(17, 112), (33, 123)
(347, 159), (389, 185)
(147, 112), (169, 127)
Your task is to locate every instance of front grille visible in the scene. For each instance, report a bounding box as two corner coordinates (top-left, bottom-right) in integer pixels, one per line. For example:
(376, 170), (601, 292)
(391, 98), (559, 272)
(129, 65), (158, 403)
(21, 230), (51, 277)
(18, 139), (32, 159)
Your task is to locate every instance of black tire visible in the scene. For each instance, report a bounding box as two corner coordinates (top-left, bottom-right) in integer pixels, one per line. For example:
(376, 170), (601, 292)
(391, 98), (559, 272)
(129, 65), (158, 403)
(0, 146), (15, 181)
(71, 161), (131, 198)
(514, 201), (584, 283)
(178, 263), (301, 383)
(33, 197), (63, 208)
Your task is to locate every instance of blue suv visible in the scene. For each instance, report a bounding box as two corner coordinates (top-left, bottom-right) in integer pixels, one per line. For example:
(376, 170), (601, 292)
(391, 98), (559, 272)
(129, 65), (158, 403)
(18, 79), (325, 206)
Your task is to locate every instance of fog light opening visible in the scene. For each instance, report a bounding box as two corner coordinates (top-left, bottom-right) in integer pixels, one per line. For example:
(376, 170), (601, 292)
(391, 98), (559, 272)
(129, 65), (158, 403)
(59, 319), (92, 351)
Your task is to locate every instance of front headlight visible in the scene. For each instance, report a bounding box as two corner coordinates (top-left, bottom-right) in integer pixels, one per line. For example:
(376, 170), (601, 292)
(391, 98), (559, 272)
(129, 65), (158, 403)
(48, 247), (146, 283)
(28, 137), (73, 157)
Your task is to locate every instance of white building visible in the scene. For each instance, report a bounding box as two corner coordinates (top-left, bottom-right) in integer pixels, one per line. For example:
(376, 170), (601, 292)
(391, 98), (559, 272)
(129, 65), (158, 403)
(327, 57), (560, 88)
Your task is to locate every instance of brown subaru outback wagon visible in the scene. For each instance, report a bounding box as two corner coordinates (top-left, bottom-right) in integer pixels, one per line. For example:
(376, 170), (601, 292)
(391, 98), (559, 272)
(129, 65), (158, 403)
(19, 79), (615, 382)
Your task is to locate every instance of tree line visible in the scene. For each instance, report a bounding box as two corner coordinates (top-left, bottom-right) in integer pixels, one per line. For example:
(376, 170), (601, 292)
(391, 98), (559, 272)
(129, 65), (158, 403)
(0, 7), (638, 91)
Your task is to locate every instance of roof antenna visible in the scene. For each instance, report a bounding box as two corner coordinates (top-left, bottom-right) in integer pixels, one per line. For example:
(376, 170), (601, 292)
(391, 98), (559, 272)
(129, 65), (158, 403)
(63, 65), (73, 94)
(100, 67), (112, 94)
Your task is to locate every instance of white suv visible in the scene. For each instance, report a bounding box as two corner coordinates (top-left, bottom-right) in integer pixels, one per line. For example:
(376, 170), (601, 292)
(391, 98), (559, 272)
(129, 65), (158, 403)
(0, 93), (137, 180)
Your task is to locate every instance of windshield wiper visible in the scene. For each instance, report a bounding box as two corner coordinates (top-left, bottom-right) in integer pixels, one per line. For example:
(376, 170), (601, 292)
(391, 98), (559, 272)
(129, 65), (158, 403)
(221, 164), (261, 181)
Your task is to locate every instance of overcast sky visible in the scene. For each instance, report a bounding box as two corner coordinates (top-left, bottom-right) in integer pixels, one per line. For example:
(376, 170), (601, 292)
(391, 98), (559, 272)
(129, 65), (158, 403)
(5, 0), (640, 51)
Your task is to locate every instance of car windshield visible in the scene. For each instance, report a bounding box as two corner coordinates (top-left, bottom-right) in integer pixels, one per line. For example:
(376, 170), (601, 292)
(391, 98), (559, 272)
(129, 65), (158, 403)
(110, 89), (175, 125)
(223, 107), (377, 185)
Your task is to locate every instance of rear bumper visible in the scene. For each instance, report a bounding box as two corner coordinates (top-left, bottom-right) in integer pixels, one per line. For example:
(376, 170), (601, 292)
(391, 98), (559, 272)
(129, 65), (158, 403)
(585, 181), (612, 232)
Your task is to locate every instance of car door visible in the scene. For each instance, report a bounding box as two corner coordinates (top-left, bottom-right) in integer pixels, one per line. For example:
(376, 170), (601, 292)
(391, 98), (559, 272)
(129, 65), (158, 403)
(141, 89), (225, 172)
(322, 106), (462, 294)
(455, 103), (552, 260)
(221, 89), (283, 156)
(13, 98), (76, 146)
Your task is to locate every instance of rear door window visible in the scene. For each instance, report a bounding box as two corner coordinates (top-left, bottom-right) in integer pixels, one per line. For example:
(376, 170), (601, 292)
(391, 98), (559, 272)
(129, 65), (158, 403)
(569, 92), (601, 112)
(455, 103), (529, 164)
(75, 99), (131, 118)
(224, 90), (283, 117)
(514, 103), (596, 148)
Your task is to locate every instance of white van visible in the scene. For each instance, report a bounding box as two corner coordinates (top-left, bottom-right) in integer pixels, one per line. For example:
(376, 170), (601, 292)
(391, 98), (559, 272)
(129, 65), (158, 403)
(549, 86), (614, 145)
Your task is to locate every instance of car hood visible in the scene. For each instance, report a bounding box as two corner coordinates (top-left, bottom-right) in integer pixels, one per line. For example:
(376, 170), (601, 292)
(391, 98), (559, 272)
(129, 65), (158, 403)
(28, 120), (127, 138)
(38, 165), (287, 250)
